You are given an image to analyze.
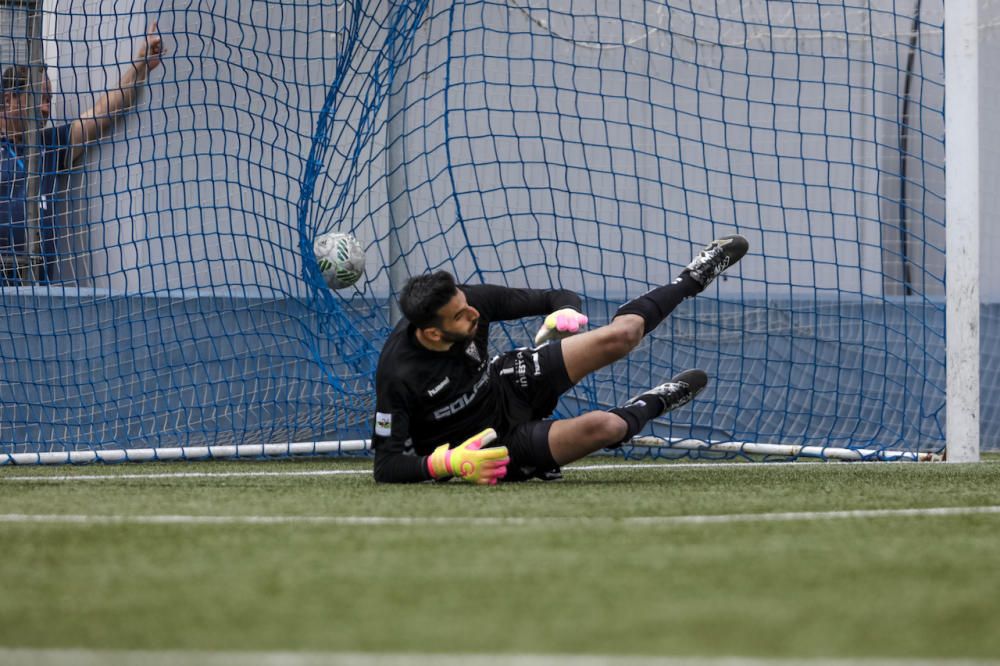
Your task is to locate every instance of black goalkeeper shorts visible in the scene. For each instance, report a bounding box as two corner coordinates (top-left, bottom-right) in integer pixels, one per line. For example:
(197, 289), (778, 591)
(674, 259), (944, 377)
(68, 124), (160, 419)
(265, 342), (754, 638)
(490, 340), (574, 479)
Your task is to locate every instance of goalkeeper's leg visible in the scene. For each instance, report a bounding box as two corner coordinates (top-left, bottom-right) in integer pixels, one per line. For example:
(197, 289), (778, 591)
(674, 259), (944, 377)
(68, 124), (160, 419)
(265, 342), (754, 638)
(507, 236), (746, 472)
(559, 235), (748, 384)
(544, 369), (709, 466)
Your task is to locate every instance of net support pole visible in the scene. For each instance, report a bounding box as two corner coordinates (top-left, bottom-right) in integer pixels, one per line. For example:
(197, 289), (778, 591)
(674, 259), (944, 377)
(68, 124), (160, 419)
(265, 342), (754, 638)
(944, 2), (981, 462)
(386, 24), (414, 327)
(21, 0), (45, 283)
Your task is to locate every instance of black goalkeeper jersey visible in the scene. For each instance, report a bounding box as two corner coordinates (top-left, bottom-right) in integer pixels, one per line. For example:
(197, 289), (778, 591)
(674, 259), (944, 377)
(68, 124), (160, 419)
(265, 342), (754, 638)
(372, 283), (581, 483)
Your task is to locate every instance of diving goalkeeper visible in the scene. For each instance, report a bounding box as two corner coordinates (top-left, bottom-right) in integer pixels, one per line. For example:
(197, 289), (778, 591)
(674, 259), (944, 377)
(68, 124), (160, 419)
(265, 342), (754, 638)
(371, 235), (749, 484)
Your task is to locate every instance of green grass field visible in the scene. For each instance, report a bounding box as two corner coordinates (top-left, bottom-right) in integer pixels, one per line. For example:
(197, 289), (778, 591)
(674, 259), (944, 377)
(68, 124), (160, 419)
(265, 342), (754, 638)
(1, 457), (999, 663)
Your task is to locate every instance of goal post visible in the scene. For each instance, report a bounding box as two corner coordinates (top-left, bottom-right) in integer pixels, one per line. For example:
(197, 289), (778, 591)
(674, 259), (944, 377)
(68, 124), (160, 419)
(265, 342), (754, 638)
(0, 0), (992, 464)
(944, 2), (981, 463)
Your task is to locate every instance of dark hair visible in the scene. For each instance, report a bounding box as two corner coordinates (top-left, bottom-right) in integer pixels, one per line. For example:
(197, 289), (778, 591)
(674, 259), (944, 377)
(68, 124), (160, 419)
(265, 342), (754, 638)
(399, 271), (458, 329)
(2, 65), (46, 95)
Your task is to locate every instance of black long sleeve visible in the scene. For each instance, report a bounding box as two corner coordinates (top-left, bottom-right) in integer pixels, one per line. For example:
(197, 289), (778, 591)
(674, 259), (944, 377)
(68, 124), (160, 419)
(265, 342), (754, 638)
(373, 446), (431, 483)
(462, 284), (582, 323)
(370, 378), (430, 484)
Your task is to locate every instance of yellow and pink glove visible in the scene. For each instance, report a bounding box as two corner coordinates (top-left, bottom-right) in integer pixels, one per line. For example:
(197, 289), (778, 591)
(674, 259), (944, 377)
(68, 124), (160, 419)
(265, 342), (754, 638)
(534, 308), (589, 345)
(426, 428), (509, 485)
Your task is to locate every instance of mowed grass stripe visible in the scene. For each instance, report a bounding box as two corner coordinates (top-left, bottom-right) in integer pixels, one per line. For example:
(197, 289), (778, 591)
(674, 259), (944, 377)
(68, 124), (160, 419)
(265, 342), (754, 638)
(1, 648), (997, 666)
(3, 504), (1000, 527)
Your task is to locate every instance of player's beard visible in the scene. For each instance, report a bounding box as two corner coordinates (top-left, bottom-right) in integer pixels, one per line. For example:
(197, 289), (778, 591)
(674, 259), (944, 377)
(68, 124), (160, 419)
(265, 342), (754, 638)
(440, 321), (478, 345)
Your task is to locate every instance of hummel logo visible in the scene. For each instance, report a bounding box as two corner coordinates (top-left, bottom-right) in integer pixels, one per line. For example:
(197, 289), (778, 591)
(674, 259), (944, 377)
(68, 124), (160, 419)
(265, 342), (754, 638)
(427, 377), (450, 397)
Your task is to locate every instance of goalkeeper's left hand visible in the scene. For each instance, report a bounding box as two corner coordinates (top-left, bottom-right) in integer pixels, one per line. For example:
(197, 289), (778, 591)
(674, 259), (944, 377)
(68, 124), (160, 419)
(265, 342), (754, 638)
(534, 308), (588, 345)
(426, 428), (509, 485)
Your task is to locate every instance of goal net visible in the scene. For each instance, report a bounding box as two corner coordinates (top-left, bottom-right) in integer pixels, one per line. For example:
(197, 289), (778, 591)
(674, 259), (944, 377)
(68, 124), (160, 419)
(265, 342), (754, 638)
(0, 0), (993, 462)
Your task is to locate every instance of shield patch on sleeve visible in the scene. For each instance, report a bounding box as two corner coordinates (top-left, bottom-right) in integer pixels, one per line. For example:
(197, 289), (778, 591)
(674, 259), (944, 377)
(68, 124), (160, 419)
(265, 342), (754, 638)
(375, 412), (392, 437)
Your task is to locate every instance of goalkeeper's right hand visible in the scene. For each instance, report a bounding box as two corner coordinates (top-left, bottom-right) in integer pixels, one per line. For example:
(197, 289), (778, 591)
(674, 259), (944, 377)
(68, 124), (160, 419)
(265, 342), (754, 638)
(426, 428), (509, 485)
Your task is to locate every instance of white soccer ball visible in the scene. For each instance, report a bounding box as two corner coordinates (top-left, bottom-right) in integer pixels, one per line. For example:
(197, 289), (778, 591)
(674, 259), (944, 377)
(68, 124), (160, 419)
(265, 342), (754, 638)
(314, 231), (365, 290)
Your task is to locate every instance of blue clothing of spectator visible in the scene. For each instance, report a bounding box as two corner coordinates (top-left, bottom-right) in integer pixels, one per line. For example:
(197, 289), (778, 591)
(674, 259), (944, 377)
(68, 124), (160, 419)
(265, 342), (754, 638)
(0, 21), (164, 284)
(0, 124), (72, 282)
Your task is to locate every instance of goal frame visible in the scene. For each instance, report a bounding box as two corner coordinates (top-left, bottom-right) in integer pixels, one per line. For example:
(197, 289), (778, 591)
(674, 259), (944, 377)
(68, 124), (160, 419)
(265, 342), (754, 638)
(0, 1), (986, 465)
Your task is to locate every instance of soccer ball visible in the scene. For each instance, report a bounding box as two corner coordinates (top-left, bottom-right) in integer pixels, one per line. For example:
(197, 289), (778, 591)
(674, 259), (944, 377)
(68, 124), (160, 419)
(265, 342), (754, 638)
(314, 231), (365, 290)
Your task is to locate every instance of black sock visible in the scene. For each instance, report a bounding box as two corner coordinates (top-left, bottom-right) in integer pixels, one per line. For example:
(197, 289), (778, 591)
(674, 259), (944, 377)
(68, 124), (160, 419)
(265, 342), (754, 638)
(608, 392), (667, 446)
(613, 273), (700, 336)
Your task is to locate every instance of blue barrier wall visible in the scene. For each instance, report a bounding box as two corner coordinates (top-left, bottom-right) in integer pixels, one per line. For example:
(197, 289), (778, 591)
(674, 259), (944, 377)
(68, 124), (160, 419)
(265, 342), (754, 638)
(1, 290), (996, 454)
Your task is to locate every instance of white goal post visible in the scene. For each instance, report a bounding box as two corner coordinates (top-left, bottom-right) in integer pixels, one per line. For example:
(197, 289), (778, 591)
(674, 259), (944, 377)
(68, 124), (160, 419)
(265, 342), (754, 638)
(944, 2), (982, 463)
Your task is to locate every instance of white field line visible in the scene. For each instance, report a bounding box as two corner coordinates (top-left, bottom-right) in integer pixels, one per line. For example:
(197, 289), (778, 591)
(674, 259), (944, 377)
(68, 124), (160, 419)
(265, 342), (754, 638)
(0, 648), (997, 666)
(0, 469), (372, 481)
(0, 460), (952, 483)
(2, 505), (999, 528)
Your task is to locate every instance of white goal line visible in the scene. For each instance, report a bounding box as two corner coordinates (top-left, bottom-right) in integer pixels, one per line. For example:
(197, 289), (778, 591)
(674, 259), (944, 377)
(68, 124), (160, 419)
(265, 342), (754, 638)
(2, 505), (999, 528)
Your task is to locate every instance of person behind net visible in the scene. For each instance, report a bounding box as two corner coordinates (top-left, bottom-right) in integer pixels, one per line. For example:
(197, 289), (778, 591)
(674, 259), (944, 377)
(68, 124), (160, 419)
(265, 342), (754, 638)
(372, 235), (749, 484)
(0, 21), (165, 284)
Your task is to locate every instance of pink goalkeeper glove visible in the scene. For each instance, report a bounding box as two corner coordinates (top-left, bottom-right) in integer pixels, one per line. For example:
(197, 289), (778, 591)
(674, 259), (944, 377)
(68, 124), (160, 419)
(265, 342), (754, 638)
(426, 428), (509, 485)
(534, 308), (588, 345)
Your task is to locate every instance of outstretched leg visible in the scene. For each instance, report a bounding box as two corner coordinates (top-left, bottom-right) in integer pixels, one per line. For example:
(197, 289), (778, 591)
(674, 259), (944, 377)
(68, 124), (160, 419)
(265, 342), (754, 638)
(560, 235), (749, 384)
(504, 236), (748, 478)
(547, 369), (708, 465)
(547, 236), (748, 467)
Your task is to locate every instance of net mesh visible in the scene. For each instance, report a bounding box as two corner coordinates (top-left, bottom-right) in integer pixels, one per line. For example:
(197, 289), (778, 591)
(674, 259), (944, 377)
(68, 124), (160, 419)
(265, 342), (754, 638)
(1, 0), (993, 458)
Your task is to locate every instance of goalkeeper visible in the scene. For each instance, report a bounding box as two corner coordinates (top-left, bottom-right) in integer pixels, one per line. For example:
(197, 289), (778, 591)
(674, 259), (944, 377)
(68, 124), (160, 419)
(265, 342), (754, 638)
(372, 235), (748, 484)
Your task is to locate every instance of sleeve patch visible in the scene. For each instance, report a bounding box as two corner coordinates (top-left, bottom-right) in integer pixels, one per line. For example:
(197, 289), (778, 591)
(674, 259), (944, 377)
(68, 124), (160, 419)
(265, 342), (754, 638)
(375, 412), (393, 437)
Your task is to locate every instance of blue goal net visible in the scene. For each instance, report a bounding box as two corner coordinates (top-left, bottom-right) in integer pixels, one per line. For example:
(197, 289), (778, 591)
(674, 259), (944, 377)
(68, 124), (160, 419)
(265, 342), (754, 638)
(1, 1), (995, 462)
